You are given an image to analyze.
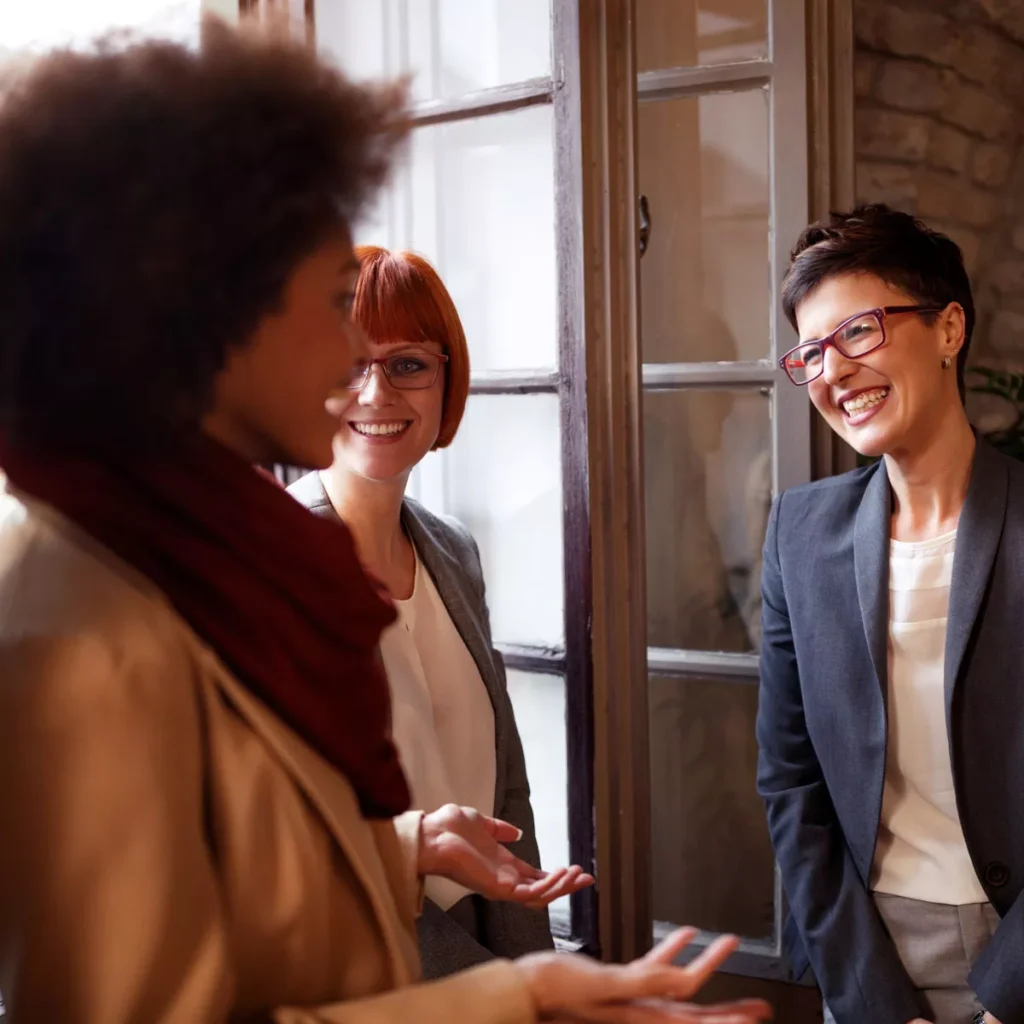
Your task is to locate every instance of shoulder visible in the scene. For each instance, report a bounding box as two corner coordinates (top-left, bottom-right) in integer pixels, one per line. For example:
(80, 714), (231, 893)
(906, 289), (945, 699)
(773, 462), (878, 531)
(0, 489), (197, 707)
(404, 498), (481, 567)
(286, 470), (335, 518)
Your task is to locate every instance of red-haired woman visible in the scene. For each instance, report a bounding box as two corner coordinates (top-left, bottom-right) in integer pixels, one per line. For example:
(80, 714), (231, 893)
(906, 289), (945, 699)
(289, 246), (559, 977)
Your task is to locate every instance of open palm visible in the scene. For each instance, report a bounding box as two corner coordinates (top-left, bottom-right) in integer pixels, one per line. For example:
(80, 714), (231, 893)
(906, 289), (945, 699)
(419, 804), (594, 909)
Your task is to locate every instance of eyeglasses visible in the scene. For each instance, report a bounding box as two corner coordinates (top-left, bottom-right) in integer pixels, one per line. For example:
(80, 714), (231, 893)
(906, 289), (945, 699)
(779, 305), (947, 385)
(347, 351), (449, 391)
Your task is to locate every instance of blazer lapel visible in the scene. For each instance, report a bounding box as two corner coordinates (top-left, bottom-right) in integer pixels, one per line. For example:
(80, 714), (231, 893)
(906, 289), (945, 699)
(853, 460), (892, 705)
(945, 439), (1008, 713)
(401, 501), (508, 799)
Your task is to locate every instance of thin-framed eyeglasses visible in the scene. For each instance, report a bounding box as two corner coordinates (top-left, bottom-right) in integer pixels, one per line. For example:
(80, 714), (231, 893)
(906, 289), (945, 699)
(347, 351), (449, 391)
(779, 304), (948, 386)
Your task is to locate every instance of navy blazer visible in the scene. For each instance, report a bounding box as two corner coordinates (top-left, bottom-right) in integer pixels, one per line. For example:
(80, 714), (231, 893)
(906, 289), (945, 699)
(756, 438), (1024, 1024)
(287, 472), (554, 978)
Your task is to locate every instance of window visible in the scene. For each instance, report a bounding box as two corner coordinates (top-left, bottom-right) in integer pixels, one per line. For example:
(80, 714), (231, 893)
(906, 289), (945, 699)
(313, 0), (594, 943)
(635, 0), (813, 979)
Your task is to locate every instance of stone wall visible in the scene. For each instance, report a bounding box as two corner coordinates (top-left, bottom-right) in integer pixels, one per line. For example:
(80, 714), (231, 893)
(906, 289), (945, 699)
(854, 0), (1024, 368)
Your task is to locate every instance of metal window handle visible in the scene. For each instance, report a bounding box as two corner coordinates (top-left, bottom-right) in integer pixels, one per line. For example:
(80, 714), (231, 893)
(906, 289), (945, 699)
(638, 194), (651, 256)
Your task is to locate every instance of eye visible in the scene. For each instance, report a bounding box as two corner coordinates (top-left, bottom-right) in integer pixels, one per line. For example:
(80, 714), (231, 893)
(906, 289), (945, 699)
(333, 290), (356, 316)
(391, 356), (429, 375)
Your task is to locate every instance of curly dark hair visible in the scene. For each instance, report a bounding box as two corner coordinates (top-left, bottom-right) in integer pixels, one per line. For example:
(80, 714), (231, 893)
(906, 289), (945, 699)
(781, 204), (974, 402)
(0, 18), (407, 449)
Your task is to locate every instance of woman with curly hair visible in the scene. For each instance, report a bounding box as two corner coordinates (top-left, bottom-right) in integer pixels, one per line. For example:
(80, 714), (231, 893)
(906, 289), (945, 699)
(0, 17), (770, 1024)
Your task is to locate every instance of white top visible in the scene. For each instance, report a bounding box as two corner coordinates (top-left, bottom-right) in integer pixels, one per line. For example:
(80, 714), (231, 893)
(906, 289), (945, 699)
(871, 529), (987, 905)
(380, 548), (496, 911)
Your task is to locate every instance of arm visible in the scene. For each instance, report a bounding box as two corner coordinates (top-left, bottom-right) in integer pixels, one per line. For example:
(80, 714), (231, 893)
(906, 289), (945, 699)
(969, 894), (1024, 1023)
(755, 497), (925, 1024)
(0, 634), (537, 1024)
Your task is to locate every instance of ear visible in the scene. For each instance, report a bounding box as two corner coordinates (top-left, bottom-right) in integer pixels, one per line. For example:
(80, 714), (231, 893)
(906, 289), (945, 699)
(939, 302), (966, 361)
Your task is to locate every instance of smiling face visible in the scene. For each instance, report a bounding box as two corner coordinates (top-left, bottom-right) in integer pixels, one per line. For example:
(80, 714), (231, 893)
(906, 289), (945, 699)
(326, 337), (446, 483)
(796, 272), (965, 459)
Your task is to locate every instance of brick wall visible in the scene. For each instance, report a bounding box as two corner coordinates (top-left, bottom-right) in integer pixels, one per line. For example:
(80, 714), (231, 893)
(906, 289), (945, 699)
(854, 0), (1024, 368)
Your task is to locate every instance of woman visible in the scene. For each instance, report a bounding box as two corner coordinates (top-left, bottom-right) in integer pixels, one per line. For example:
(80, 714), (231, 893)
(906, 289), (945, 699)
(0, 19), (771, 1024)
(288, 246), (554, 978)
(757, 204), (1024, 1024)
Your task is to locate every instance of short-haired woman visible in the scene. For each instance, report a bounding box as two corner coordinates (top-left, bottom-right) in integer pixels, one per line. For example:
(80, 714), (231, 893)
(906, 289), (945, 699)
(0, 19), (770, 1024)
(290, 246), (555, 977)
(757, 204), (1024, 1024)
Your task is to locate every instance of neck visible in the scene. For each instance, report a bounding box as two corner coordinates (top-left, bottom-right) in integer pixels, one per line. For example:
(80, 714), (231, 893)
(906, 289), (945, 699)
(884, 403), (975, 541)
(320, 463), (409, 580)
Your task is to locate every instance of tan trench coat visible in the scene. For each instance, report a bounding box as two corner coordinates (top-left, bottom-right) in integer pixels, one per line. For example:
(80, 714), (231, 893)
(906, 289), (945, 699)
(0, 487), (537, 1024)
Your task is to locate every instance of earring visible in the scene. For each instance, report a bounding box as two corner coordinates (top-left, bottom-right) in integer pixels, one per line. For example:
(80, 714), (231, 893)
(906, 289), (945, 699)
(941, 356), (952, 369)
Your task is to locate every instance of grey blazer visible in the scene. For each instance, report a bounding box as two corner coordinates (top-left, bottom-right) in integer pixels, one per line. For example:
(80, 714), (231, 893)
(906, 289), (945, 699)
(287, 472), (554, 978)
(756, 438), (1024, 1024)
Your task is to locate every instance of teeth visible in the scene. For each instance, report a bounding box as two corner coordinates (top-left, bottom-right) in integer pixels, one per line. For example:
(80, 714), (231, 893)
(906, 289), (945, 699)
(353, 422), (408, 436)
(843, 388), (889, 414)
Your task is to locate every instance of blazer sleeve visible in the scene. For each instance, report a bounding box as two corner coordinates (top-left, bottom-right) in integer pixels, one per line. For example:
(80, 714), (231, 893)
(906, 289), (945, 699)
(0, 633), (538, 1024)
(453, 522), (554, 958)
(969, 892), (1024, 1023)
(755, 495), (926, 1024)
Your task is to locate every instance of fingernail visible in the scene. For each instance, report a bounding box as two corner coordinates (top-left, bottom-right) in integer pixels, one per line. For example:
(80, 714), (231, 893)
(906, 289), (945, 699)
(514, 828), (523, 841)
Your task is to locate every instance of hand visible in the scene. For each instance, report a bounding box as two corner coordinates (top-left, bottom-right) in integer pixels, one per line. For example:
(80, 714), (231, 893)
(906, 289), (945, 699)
(514, 927), (773, 1023)
(983, 1015), (1002, 1024)
(418, 804), (594, 909)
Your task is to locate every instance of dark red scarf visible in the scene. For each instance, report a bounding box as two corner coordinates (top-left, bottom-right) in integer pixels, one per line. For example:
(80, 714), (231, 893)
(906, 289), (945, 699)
(0, 434), (410, 818)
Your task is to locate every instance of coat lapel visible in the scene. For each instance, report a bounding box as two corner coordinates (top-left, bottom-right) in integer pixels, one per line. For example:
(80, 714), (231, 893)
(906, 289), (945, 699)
(207, 658), (418, 986)
(853, 460), (892, 705)
(945, 439), (1008, 714)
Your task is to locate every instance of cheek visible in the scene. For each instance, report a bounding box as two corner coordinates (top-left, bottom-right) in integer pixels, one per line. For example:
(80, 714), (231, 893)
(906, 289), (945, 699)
(808, 382), (834, 418)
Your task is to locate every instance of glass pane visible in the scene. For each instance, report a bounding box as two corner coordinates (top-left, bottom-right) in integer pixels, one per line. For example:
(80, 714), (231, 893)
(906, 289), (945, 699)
(638, 89), (770, 363)
(650, 674), (774, 940)
(0, 0), (200, 50)
(356, 104), (557, 373)
(316, 0), (551, 102)
(407, 394), (563, 646)
(644, 389), (771, 653)
(636, 0), (767, 70)
(506, 669), (569, 914)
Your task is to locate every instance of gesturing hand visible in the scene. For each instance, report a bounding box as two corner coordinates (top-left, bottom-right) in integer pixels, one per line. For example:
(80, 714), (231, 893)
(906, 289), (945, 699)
(418, 804), (594, 909)
(516, 928), (773, 1023)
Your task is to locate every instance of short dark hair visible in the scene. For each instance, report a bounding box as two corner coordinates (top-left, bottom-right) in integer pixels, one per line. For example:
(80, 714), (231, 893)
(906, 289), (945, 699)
(0, 19), (407, 450)
(781, 204), (974, 401)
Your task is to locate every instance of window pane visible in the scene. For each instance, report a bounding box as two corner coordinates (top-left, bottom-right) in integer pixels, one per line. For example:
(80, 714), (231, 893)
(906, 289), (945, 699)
(506, 669), (568, 913)
(638, 89), (770, 363)
(316, 0), (551, 102)
(356, 105), (557, 373)
(0, 0), (199, 50)
(650, 674), (774, 940)
(407, 394), (563, 646)
(636, 0), (767, 71)
(644, 389), (771, 653)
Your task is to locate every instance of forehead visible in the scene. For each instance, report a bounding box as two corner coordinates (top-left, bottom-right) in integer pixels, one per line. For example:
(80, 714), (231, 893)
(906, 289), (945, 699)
(794, 272), (915, 341)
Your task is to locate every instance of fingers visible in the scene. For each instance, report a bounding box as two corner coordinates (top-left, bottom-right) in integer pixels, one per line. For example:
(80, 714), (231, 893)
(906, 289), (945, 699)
(483, 814), (524, 844)
(643, 928), (698, 965)
(678, 935), (740, 990)
(523, 866), (595, 909)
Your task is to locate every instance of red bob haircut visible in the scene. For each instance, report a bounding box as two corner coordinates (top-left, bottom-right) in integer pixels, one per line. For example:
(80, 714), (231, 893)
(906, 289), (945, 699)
(351, 245), (469, 450)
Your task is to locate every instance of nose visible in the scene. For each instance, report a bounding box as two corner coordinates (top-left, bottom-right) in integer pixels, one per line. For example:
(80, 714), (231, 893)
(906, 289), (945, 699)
(358, 362), (394, 406)
(820, 343), (857, 387)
